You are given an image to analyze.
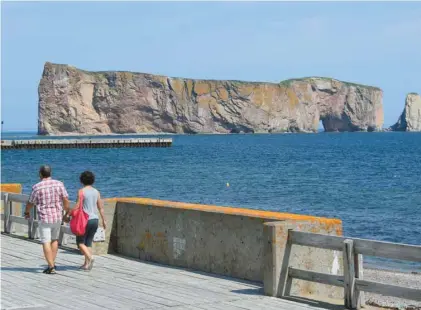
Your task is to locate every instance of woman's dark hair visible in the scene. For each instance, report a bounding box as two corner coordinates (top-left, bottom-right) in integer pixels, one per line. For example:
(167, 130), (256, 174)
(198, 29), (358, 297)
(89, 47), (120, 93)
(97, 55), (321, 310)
(80, 171), (95, 186)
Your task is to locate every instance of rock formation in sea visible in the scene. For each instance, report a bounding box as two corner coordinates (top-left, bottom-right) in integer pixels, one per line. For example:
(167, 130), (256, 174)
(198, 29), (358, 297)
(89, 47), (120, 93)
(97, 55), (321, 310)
(38, 62), (384, 135)
(390, 93), (421, 132)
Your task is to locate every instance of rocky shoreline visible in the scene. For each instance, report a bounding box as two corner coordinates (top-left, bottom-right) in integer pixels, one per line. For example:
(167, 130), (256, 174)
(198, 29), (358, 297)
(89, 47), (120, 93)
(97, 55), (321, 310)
(365, 268), (421, 310)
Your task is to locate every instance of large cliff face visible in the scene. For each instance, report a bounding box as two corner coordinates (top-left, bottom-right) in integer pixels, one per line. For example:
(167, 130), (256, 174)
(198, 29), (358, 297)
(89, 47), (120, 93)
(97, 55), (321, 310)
(391, 93), (421, 132)
(38, 62), (384, 135)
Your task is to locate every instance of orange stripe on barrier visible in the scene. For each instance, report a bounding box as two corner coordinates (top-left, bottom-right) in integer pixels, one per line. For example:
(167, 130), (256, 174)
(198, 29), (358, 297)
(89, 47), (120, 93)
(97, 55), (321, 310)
(107, 197), (342, 230)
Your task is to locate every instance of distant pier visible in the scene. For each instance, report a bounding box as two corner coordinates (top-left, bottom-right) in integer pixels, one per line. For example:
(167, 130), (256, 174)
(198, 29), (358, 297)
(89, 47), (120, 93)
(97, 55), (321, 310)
(0, 137), (172, 150)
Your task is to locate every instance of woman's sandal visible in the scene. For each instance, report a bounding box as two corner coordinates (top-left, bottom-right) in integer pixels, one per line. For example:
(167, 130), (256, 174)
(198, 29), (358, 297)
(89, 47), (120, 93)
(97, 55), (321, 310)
(87, 257), (95, 271)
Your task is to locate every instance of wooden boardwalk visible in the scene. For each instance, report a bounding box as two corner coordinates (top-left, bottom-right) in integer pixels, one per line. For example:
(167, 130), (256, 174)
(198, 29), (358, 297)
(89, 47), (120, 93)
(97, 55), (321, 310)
(0, 235), (342, 310)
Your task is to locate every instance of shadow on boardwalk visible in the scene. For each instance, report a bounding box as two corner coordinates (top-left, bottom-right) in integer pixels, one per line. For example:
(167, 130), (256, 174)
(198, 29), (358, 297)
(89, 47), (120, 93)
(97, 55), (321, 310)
(1, 265), (80, 273)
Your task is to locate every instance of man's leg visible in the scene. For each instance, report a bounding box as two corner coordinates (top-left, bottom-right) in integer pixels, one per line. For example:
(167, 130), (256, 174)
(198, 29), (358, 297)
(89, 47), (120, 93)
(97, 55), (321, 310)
(50, 223), (61, 264)
(39, 223), (55, 269)
(42, 242), (55, 267)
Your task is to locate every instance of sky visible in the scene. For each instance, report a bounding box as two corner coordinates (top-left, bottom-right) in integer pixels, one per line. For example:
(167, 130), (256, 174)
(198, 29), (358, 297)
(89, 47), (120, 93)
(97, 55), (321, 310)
(1, 1), (421, 131)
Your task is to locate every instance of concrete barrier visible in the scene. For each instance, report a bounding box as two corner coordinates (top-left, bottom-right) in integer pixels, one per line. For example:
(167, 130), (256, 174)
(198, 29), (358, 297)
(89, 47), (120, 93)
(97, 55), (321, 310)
(93, 199), (117, 255)
(101, 197), (343, 300)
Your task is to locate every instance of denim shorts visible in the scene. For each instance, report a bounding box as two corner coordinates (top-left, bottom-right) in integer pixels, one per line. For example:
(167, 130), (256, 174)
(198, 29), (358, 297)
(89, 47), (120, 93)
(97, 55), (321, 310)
(76, 219), (99, 247)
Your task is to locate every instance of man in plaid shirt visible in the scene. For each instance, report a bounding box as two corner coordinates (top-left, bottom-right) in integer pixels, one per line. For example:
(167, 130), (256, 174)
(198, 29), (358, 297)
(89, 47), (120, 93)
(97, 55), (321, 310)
(24, 165), (70, 274)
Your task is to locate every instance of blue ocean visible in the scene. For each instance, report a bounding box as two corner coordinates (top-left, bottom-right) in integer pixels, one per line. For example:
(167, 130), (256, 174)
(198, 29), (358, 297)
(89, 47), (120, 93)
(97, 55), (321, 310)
(1, 132), (420, 271)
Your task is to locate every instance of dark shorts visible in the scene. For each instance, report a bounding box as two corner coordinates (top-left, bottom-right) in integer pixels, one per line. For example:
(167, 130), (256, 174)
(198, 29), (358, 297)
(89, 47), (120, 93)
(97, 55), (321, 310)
(76, 219), (99, 247)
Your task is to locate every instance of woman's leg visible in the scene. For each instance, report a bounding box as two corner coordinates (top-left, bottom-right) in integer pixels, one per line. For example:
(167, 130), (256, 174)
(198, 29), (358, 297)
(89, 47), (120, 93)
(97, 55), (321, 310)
(84, 219), (99, 270)
(78, 244), (92, 264)
(76, 235), (91, 268)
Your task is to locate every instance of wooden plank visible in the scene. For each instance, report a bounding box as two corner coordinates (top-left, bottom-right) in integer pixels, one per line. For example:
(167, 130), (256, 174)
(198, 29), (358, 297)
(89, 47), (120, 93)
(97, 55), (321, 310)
(354, 239), (421, 262)
(3, 193), (9, 233)
(28, 207), (34, 238)
(289, 231), (344, 251)
(290, 231), (421, 263)
(9, 215), (29, 225)
(355, 279), (421, 301)
(343, 239), (356, 309)
(354, 254), (364, 309)
(58, 225), (65, 246)
(279, 228), (293, 297)
(6, 200), (13, 233)
(288, 267), (344, 287)
(7, 193), (30, 203)
(28, 216), (35, 239)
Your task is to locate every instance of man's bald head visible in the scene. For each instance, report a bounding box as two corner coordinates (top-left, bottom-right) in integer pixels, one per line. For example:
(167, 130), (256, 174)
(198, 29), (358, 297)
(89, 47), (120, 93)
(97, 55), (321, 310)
(39, 165), (52, 178)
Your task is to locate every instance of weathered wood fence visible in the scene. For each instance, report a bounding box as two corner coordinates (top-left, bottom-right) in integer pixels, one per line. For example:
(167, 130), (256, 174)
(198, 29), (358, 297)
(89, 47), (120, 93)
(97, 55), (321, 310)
(1, 191), (104, 244)
(280, 229), (421, 309)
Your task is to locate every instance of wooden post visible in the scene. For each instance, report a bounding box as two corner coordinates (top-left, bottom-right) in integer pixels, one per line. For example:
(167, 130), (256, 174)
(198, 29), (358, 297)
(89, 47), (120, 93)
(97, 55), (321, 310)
(354, 254), (365, 309)
(6, 199), (13, 233)
(58, 227), (65, 246)
(3, 193), (9, 233)
(263, 222), (280, 296)
(33, 205), (39, 239)
(59, 209), (65, 246)
(279, 229), (293, 297)
(28, 204), (38, 239)
(343, 239), (356, 309)
(28, 207), (34, 239)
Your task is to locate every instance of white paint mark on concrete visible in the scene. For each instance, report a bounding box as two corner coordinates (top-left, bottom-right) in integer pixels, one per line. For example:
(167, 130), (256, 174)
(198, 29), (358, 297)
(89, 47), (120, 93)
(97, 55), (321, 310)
(331, 250), (340, 275)
(189, 219), (201, 238)
(173, 237), (186, 259)
(176, 214), (183, 232)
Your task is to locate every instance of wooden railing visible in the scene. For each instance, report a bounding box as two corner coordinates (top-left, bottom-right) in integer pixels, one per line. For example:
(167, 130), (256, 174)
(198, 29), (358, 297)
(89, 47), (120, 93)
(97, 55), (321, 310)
(280, 230), (421, 309)
(1, 191), (104, 244)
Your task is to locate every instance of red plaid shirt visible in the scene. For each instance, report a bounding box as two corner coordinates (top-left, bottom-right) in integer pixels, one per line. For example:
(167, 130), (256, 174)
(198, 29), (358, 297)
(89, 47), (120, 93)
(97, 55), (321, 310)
(29, 178), (69, 224)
